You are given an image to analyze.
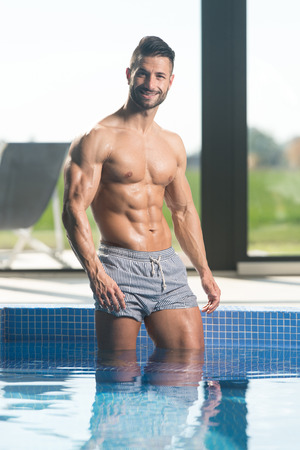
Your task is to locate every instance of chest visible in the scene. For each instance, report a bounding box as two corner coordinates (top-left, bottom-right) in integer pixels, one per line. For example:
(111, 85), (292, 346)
(101, 136), (178, 186)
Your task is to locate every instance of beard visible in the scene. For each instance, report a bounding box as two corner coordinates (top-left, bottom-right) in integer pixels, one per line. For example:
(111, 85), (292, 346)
(129, 85), (169, 110)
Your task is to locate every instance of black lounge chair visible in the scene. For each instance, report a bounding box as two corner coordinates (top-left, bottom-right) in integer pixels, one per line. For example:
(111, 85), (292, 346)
(0, 142), (69, 268)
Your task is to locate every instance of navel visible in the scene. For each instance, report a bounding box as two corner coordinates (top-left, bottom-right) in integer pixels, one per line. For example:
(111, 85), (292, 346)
(125, 171), (133, 178)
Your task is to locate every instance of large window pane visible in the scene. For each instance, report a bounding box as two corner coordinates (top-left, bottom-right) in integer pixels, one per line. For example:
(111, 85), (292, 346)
(0, 0), (201, 269)
(247, 0), (300, 256)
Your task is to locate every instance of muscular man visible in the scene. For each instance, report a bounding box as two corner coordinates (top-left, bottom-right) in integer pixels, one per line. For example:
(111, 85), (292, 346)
(62, 36), (221, 351)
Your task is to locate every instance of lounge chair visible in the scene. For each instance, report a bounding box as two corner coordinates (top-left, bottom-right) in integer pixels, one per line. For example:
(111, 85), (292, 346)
(0, 142), (69, 269)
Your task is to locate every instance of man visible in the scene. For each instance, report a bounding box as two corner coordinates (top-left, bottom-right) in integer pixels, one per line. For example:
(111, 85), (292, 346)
(62, 36), (221, 351)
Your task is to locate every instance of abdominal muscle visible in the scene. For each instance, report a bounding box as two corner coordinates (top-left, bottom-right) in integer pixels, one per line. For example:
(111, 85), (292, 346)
(91, 183), (173, 252)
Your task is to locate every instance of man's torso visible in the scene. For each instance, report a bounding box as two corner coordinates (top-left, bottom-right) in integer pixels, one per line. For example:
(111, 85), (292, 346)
(90, 115), (181, 251)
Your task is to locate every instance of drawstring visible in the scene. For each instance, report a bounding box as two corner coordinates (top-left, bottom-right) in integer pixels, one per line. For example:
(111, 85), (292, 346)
(150, 256), (166, 291)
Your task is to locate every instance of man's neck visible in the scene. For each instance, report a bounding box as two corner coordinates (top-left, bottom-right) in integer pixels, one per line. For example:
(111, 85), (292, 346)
(120, 97), (158, 134)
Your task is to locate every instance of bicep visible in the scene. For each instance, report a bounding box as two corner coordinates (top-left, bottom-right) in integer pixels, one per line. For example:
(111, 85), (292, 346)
(164, 136), (193, 212)
(63, 137), (102, 210)
(164, 170), (194, 213)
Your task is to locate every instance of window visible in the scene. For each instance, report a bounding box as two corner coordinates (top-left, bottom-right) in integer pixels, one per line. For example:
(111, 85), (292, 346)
(0, 0), (201, 269)
(247, 0), (300, 257)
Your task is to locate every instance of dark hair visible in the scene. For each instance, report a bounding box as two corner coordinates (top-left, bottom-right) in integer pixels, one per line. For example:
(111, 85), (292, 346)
(130, 36), (175, 73)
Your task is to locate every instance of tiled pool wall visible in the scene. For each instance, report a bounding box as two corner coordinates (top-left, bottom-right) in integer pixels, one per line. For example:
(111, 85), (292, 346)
(0, 306), (299, 349)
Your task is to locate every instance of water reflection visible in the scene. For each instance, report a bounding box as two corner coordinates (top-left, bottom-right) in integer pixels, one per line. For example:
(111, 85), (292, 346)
(202, 380), (249, 450)
(2, 342), (300, 449)
(85, 349), (249, 449)
(143, 347), (204, 386)
(96, 349), (141, 384)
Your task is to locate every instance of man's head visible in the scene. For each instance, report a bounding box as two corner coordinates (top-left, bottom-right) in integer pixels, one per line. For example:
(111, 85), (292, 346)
(127, 36), (175, 110)
(129, 36), (175, 74)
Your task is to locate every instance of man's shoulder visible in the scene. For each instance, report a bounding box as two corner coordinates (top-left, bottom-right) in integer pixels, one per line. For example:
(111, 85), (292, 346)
(69, 119), (118, 164)
(75, 112), (123, 146)
(157, 125), (184, 146)
(157, 126), (186, 157)
(96, 113), (124, 132)
(89, 115), (121, 140)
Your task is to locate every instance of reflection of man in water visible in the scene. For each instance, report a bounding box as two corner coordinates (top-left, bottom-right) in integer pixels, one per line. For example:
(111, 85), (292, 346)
(90, 348), (207, 448)
(63, 36), (220, 351)
(87, 351), (249, 449)
(143, 347), (205, 386)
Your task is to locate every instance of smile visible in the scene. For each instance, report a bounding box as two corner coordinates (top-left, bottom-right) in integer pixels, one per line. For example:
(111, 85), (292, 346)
(139, 89), (159, 98)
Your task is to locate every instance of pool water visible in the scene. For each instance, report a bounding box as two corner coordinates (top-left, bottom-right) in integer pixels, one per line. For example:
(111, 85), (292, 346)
(1, 340), (300, 450)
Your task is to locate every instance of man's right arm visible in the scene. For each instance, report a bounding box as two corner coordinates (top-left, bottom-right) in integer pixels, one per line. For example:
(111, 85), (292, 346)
(62, 130), (125, 311)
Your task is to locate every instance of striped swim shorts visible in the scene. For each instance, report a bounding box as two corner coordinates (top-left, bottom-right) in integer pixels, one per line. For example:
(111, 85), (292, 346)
(94, 244), (198, 322)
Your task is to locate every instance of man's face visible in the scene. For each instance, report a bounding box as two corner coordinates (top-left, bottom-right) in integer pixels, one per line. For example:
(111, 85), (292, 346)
(126, 56), (174, 110)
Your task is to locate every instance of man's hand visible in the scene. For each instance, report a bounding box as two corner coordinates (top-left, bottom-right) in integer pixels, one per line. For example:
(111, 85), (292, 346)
(90, 271), (126, 312)
(201, 270), (221, 314)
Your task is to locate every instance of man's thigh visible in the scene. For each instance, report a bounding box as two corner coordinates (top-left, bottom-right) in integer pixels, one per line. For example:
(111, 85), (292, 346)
(95, 311), (142, 351)
(144, 306), (204, 349)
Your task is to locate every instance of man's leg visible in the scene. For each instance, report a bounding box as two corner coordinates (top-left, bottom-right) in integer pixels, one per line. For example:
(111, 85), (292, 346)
(95, 311), (142, 350)
(144, 306), (204, 349)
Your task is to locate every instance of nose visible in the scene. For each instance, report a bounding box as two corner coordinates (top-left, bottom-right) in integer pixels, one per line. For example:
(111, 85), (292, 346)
(144, 74), (156, 90)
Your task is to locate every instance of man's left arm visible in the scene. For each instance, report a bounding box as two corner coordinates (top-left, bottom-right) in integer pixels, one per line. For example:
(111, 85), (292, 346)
(164, 137), (221, 314)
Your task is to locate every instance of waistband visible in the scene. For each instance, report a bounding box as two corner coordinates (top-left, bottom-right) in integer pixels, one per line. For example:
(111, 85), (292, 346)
(99, 243), (175, 261)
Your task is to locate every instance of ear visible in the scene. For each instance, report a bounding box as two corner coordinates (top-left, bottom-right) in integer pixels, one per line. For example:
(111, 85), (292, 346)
(126, 68), (131, 85)
(169, 74), (175, 89)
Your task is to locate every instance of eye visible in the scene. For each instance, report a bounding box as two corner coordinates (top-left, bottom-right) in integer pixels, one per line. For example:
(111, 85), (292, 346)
(136, 70), (147, 77)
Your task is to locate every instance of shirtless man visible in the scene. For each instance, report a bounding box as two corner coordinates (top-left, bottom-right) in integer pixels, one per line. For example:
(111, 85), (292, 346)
(62, 36), (221, 351)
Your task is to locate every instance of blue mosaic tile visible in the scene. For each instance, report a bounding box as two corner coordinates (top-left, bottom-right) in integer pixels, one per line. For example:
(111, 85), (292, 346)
(1, 306), (300, 348)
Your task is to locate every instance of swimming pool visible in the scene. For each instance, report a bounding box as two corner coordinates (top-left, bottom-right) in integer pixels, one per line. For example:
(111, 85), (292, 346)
(1, 306), (299, 449)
